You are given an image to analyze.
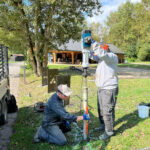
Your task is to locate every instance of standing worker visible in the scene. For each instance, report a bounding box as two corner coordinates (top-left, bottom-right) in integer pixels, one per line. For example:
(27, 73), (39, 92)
(34, 84), (89, 145)
(90, 41), (119, 140)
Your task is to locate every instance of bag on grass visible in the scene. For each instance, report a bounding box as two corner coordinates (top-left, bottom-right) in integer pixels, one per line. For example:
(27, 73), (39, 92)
(7, 95), (18, 113)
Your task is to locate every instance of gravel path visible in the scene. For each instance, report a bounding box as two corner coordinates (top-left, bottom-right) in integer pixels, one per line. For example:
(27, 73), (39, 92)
(0, 62), (24, 150)
(88, 67), (150, 78)
(118, 67), (150, 78)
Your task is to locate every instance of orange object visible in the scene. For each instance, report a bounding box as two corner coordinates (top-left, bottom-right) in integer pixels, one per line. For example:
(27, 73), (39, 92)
(100, 44), (109, 50)
(85, 121), (88, 135)
(86, 105), (88, 114)
(85, 105), (88, 135)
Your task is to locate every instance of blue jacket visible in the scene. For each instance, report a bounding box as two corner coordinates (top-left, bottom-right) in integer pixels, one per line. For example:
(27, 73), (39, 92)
(42, 93), (77, 127)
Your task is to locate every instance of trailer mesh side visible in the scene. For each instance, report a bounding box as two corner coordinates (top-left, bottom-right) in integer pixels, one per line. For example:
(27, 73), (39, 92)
(0, 44), (9, 81)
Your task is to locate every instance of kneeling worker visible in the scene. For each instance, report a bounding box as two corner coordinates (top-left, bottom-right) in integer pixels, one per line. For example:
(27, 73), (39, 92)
(34, 84), (89, 145)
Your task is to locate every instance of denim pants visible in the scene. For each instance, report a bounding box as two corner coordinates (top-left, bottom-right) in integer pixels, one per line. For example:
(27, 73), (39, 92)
(97, 87), (118, 135)
(38, 125), (67, 146)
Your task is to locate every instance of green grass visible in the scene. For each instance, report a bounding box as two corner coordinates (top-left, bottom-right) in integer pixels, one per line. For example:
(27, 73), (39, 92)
(9, 61), (18, 64)
(9, 68), (150, 150)
(48, 63), (150, 70)
(132, 61), (150, 64)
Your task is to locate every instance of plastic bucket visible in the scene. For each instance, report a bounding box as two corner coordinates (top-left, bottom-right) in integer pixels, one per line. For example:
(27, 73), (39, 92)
(138, 105), (149, 118)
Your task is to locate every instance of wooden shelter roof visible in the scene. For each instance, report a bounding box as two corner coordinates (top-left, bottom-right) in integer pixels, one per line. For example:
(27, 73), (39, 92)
(55, 39), (125, 54)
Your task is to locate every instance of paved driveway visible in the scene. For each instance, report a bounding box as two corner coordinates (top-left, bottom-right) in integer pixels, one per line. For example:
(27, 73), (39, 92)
(88, 67), (150, 78)
(118, 67), (150, 78)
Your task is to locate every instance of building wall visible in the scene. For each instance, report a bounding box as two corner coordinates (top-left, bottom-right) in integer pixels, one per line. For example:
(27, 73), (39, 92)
(48, 50), (125, 64)
(117, 54), (124, 63)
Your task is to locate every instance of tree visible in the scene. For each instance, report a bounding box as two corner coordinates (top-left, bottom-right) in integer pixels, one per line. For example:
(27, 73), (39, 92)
(0, 28), (26, 54)
(89, 22), (103, 42)
(105, 1), (136, 57)
(0, 0), (101, 76)
(105, 0), (150, 60)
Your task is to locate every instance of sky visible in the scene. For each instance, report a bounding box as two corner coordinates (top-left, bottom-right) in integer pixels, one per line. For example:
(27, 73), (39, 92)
(86, 0), (142, 26)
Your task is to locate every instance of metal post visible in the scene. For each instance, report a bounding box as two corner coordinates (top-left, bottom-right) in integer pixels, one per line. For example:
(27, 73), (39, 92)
(23, 66), (26, 84)
(83, 68), (88, 140)
(81, 30), (91, 140)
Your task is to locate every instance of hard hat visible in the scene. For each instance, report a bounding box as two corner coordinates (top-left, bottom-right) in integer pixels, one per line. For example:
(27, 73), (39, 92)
(57, 84), (72, 96)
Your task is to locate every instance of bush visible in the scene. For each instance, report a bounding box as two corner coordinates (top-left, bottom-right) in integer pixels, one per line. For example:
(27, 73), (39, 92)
(125, 57), (136, 63)
(138, 43), (150, 61)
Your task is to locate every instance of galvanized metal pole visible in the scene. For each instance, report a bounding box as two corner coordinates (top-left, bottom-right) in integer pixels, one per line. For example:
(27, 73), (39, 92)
(81, 30), (91, 140)
(23, 66), (26, 84)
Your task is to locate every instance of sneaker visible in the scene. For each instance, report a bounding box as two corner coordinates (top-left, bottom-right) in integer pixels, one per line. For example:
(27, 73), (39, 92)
(95, 124), (105, 131)
(99, 132), (113, 140)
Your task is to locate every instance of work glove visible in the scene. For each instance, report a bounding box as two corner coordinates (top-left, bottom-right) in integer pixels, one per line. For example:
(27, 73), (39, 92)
(65, 120), (71, 128)
(91, 38), (95, 44)
(83, 114), (90, 120)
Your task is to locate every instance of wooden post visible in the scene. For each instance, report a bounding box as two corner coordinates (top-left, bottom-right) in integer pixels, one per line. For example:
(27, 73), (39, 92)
(71, 52), (74, 64)
(53, 52), (57, 64)
(42, 67), (48, 86)
(56, 75), (71, 106)
(47, 69), (58, 93)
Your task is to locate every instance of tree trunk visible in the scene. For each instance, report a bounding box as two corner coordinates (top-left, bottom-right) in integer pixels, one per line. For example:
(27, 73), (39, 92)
(43, 44), (48, 68)
(27, 48), (37, 75)
(34, 1), (43, 76)
(12, 1), (38, 75)
(35, 55), (42, 76)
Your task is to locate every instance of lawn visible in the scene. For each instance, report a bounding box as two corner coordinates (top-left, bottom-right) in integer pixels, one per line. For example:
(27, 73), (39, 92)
(9, 67), (150, 150)
(47, 63), (150, 70)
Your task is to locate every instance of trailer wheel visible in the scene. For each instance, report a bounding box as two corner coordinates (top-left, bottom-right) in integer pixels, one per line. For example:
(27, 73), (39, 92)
(3, 100), (8, 123)
(0, 100), (8, 125)
(0, 102), (4, 125)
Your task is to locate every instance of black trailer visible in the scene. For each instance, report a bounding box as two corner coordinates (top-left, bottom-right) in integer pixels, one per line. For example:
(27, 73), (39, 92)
(0, 44), (17, 125)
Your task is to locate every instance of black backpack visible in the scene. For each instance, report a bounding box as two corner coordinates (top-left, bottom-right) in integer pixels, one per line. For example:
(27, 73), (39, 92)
(7, 95), (18, 113)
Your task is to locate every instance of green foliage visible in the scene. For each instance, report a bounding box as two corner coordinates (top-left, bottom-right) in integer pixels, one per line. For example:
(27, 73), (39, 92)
(138, 43), (150, 60)
(0, 0), (101, 75)
(105, 1), (150, 61)
(125, 57), (136, 63)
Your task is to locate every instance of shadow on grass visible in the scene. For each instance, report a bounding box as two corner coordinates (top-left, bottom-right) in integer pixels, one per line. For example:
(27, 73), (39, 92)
(59, 69), (82, 76)
(59, 69), (94, 76)
(10, 104), (105, 150)
(20, 72), (33, 78)
(83, 108), (148, 150)
(115, 109), (146, 135)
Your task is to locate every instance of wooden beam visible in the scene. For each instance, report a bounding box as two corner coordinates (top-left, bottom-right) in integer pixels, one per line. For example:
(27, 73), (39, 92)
(49, 49), (82, 54)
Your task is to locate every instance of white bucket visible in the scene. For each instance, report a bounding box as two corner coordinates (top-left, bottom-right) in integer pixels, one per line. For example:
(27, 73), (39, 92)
(138, 105), (149, 118)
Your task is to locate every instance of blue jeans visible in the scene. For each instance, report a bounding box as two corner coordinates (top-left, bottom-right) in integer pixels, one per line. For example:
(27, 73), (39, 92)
(38, 125), (67, 145)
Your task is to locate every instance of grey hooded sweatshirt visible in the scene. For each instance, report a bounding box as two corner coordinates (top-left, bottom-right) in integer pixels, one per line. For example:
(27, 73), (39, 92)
(89, 43), (118, 89)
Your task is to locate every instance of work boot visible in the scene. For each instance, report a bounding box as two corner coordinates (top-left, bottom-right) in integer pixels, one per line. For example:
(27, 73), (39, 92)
(99, 131), (113, 140)
(95, 124), (105, 131)
(34, 126), (41, 143)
